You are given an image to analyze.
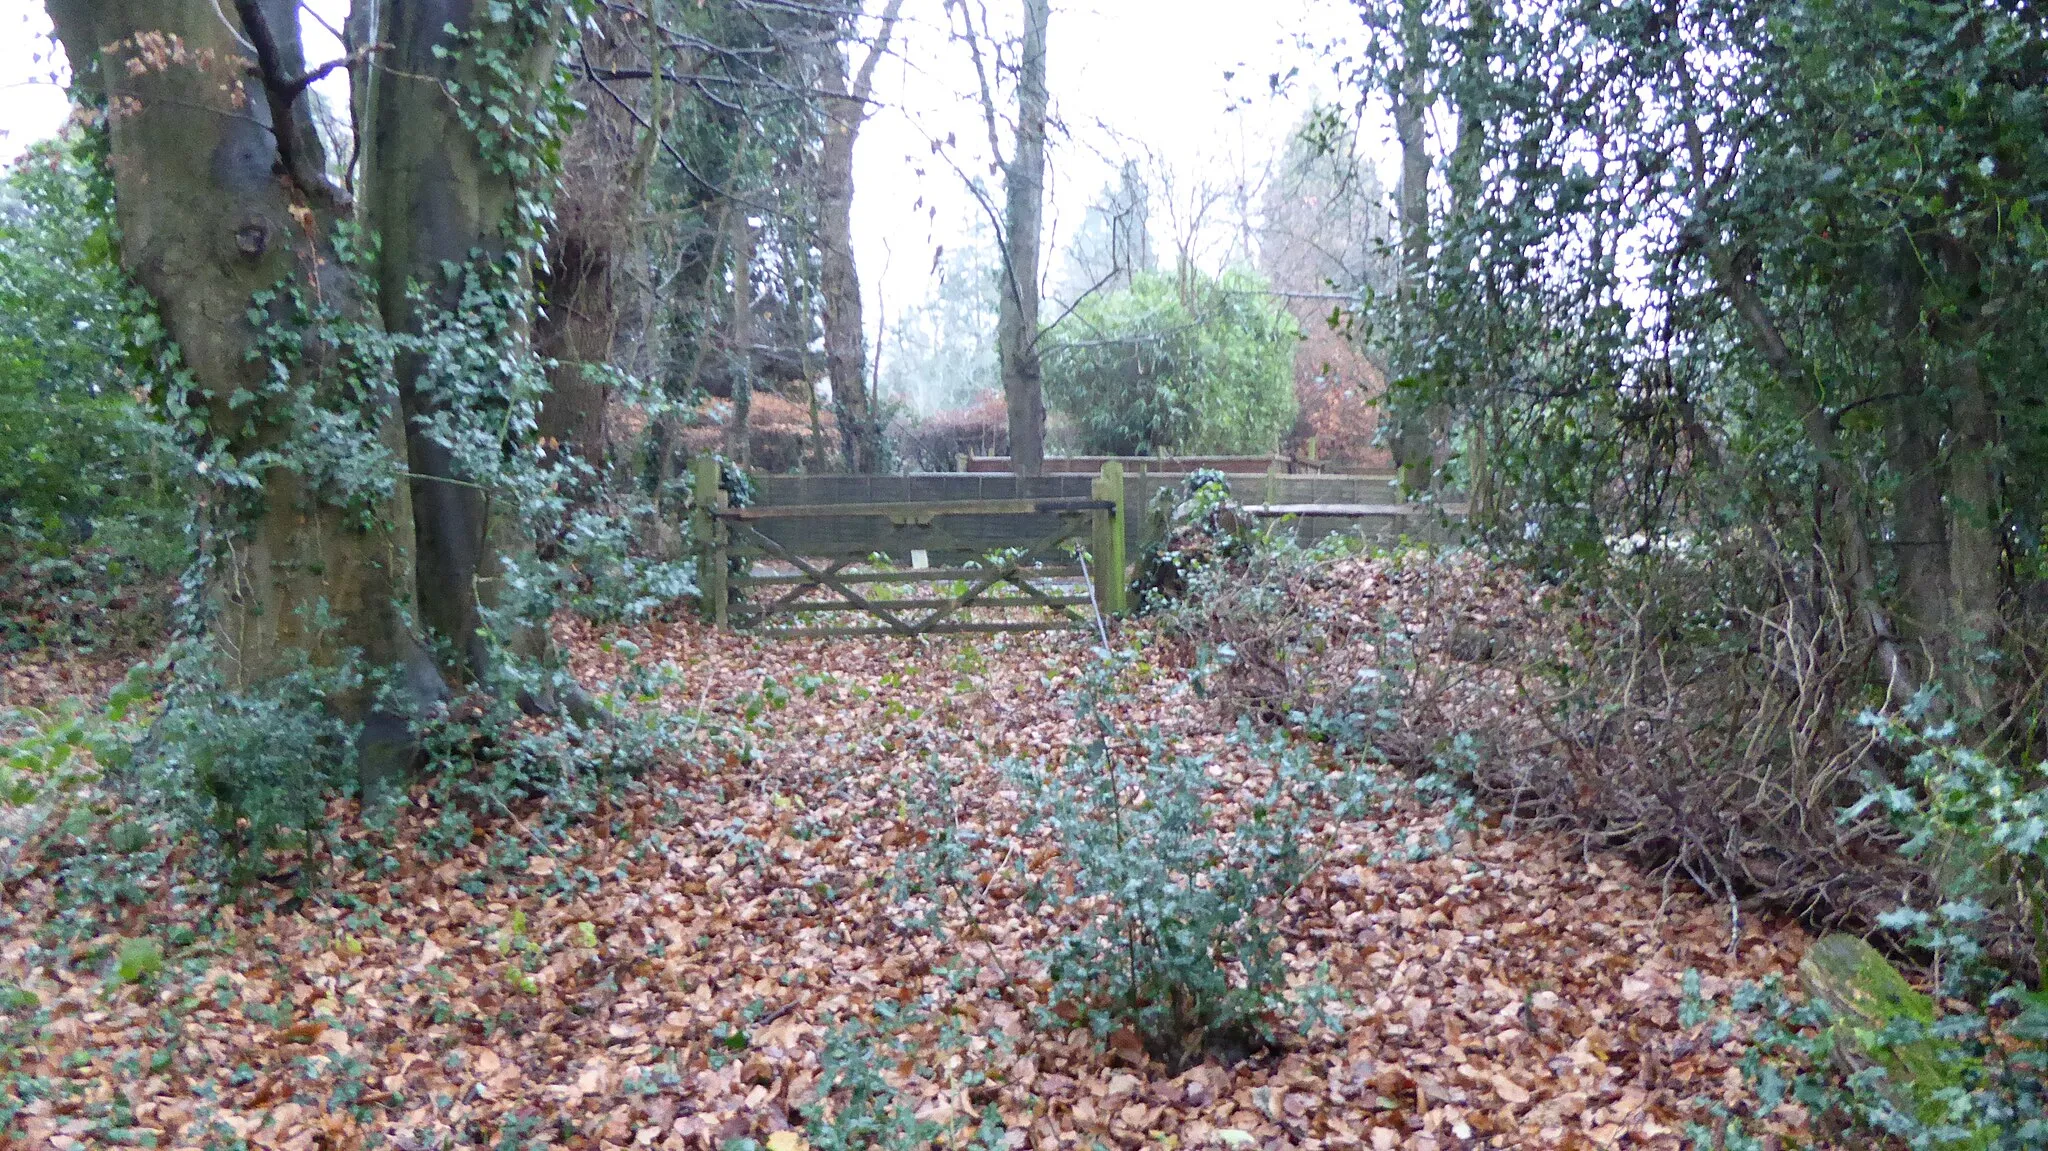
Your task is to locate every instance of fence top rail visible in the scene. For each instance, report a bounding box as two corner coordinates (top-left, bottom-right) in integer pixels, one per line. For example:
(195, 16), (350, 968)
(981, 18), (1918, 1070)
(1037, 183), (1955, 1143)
(734, 566), (1086, 587)
(1242, 503), (1418, 517)
(715, 498), (1115, 521)
(960, 455), (1382, 476)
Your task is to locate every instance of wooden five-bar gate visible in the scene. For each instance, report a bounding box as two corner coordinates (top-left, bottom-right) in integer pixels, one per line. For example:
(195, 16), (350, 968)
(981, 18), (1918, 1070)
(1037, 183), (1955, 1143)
(692, 460), (1129, 639)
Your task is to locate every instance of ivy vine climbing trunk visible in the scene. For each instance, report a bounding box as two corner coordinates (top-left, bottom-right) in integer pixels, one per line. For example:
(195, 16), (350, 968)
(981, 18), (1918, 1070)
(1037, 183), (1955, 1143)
(360, 0), (567, 686)
(1391, 0), (1435, 496)
(817, 0), (904, 473)
(46, 0), (446, 779)
(997, 0), (1050, 476)
(1448, 0), (1492, 510)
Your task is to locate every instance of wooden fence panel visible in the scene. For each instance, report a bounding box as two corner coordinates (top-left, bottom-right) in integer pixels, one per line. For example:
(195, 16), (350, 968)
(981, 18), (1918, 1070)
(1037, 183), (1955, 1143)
(697, 462), (1456, 638)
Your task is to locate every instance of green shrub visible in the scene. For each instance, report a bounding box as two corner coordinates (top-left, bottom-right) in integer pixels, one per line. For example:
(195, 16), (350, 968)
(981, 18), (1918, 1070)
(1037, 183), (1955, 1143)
(1008, 655), (1368, 1070)
(1043, 268), (1298, 457)
(1851, 712), (2048, 979)
(0, 129), (185, 568)
(1133, 469), (1256, 606)
(141, 655), (364, 885)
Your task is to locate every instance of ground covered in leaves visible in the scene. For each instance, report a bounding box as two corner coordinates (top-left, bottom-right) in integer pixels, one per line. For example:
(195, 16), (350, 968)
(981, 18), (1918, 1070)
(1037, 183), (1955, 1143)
(1, 558), (1815, 1150)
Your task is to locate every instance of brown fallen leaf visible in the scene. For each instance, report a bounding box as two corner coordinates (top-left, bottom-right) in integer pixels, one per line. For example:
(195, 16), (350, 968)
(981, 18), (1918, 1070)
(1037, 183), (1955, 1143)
(1490, 1072), (1532, 1105)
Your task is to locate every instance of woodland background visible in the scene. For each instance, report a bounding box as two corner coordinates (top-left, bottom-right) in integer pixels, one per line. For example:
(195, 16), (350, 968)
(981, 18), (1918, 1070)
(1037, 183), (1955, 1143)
(0, 1), (2045, 1149)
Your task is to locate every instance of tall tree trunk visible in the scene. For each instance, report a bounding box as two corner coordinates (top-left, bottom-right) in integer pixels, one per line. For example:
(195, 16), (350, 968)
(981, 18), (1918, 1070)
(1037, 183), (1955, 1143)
(1890, 395), (1951, 648)
(724, 213), (757, 466)
(47, 0), (444, 778)
(541, 1), (674, 497)
(818, 0), (904, 473)
(1448, 0), (1491, 507)
(1391, 0), (1435, 495)
(1884, 257), (1950, 660)
(998, 0), (1050, 476)
(1934, 238), (2002, 679)
(361, 0), (563, 684)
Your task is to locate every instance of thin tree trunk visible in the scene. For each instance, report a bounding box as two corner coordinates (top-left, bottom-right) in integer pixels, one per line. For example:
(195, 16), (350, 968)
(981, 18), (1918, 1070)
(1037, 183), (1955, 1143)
(725, 213), (757, 466)
(795, 272), (828, 470)
(361, 0), (563, 685)
(1448, 0), (1491, 506)
(1884, 258), (1950, 659)
(818, 0), (904, 473)
(1392, 0), (1434, 495)
(999, 0), (1050, 476)
(1674, 100), (1914, 700)
(1934, 238), (2002, 672)
(48, 0), (444, 778)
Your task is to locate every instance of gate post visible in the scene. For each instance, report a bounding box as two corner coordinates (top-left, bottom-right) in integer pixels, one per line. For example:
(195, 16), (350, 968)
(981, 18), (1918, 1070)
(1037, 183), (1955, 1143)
(1091, 461), (1128, 617)
(692, 456), (730, 627)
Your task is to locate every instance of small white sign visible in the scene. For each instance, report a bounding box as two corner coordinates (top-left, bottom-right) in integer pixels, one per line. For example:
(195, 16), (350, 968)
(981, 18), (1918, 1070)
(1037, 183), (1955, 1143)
(911, 549), (930, 570)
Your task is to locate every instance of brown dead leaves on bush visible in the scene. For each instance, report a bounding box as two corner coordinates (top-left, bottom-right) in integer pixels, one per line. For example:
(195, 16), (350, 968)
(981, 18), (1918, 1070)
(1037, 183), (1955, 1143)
(0, 563), (1823, 1149)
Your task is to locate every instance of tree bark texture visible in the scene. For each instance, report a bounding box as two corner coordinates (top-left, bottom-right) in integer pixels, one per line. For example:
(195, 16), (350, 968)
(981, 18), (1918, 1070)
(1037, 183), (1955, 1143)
(1889, 395), (1951, 649)
(998, 0), (1050, 476)
(540, 1), (673, 497)
(47, 0), (445, 776)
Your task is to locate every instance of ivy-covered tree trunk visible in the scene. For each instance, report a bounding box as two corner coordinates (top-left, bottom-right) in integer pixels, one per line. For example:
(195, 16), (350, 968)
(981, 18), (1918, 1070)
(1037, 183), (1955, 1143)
(1391, 0), (1435, 495)
(47, 0), (445, 778)
(360, 0), (565, 684)
(998, 0), (1050, 476)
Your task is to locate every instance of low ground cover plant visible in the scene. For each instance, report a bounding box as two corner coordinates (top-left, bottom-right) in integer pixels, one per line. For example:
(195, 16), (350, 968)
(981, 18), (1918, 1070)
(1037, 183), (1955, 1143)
(947, 652), (1377, 1071)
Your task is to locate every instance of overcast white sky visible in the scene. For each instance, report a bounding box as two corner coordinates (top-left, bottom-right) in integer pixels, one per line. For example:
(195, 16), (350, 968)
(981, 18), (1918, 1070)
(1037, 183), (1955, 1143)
(0, 0), (1384, 325)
